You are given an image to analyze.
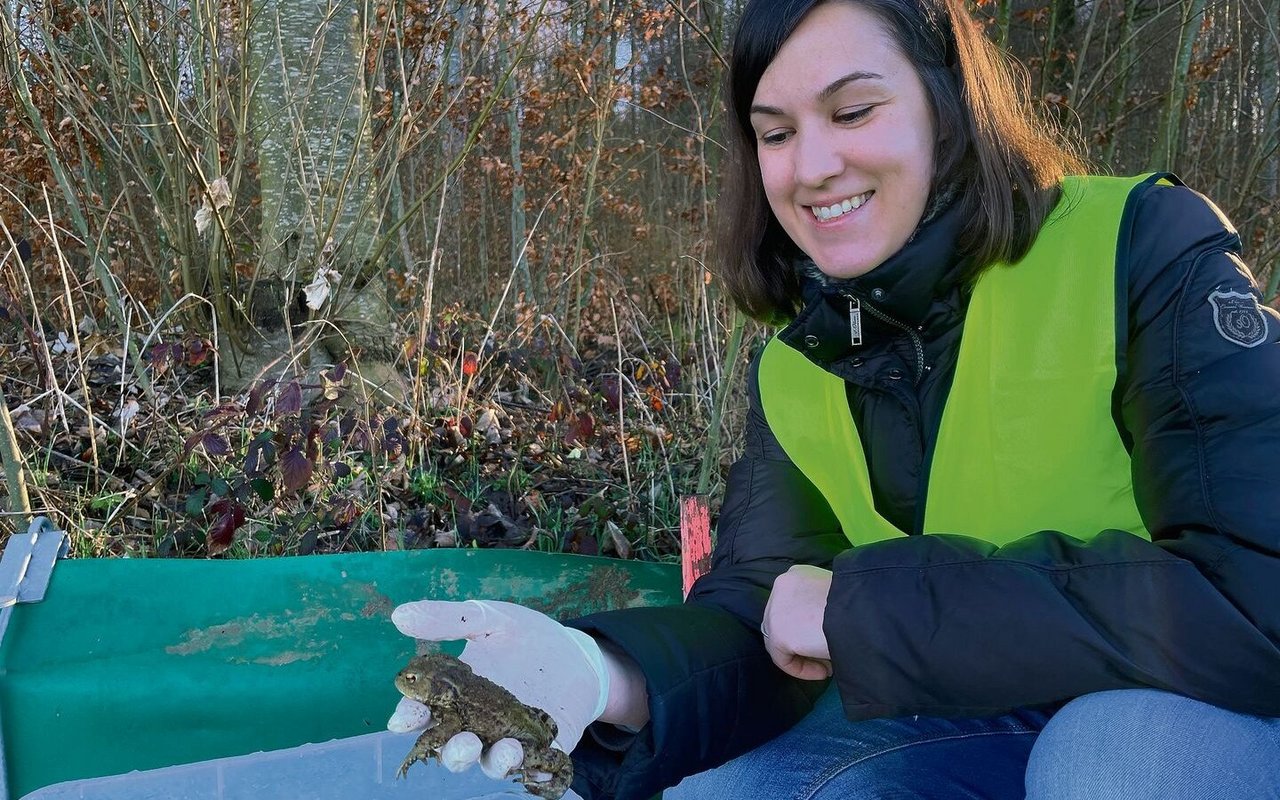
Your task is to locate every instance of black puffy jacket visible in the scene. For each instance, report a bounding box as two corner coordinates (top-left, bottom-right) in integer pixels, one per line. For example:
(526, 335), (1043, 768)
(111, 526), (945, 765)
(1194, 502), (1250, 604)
(568, 179), (1280, 800)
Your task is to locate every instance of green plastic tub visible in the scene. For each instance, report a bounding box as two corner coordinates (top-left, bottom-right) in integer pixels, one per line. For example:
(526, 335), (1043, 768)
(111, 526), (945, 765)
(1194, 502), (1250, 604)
(0, 546), (681, 798)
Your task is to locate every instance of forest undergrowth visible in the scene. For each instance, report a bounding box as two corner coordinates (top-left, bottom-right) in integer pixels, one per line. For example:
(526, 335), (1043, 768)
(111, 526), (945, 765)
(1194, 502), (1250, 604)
(0, 276), (739, 560)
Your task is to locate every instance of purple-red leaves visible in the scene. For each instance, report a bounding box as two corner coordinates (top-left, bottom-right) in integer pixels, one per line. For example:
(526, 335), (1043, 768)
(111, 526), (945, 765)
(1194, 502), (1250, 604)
(185, 429), (232, 458)
(207, 499), (246, 555)
(186, 338), (211, 367)
(565, 412), (595, 446)
(276, 380), (303, 415)
(201, 432), (231, 456)
(146, 338), (214, 375)
(601, 375), (621, 412)
(246, 379), (275, 416)
(280, 447), (313, 492)
(244, 433), (276, 477)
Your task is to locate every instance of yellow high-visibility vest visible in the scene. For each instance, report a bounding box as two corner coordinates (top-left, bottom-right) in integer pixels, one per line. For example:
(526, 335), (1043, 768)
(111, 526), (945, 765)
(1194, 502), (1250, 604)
(758, 174), (1165, 546)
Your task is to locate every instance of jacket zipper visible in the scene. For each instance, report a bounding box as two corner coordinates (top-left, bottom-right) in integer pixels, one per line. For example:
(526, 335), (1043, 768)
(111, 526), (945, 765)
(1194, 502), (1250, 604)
(842, 292), (926, 383)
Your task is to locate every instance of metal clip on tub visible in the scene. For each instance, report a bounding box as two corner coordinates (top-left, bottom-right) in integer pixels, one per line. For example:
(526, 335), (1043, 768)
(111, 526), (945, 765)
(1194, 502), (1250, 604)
(0, 517), (69, 612)
(1, 517), (69, 800)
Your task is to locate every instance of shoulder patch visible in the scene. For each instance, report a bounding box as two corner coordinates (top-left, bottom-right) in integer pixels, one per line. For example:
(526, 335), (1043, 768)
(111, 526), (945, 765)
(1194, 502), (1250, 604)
(1208, 288), (1268, 348)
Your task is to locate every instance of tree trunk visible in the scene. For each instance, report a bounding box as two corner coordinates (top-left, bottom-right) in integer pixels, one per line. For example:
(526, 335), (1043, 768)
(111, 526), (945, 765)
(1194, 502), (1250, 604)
(1151, 0), (1209, 171)
(496, 0), (532, 302)
(242, 0), (400, 395)
(1102, 0), (1141, 165)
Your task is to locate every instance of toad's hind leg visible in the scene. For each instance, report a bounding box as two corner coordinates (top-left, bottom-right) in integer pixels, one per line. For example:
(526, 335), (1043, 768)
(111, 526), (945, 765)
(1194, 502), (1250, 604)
(519, 746), (572, 799)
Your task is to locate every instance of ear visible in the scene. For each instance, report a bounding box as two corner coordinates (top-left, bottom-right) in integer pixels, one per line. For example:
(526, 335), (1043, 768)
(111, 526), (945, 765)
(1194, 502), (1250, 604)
(437, 680), (463, 708)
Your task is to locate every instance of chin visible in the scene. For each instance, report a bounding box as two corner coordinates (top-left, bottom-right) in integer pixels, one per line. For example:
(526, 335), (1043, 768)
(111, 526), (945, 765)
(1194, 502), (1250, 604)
(812, 259), (877, 281)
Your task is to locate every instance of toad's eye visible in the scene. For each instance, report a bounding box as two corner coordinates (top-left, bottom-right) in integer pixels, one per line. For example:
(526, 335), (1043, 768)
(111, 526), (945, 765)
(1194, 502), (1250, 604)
(404, 674), (417, 683)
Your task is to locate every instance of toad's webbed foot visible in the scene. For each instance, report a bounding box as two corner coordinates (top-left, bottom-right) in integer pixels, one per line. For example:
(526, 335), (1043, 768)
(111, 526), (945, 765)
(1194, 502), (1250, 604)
(519, 746), (573, 799)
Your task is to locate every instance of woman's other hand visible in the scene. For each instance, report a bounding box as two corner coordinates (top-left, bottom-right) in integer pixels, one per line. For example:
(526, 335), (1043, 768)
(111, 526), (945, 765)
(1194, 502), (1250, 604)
(762, 565), (834, 680)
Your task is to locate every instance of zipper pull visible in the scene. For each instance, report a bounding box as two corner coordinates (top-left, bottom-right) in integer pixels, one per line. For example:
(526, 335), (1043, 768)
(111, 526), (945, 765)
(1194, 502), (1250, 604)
(847, 296), (863, 346)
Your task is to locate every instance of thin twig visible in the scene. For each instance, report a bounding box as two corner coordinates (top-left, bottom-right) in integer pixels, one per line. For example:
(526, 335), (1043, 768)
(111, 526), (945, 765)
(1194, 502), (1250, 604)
(0, 384), (32, 522)
(609, 297), (633, 507)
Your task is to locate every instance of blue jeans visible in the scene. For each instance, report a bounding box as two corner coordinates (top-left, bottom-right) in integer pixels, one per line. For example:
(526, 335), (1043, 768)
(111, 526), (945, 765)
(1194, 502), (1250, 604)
(665, 686), (1280, 799)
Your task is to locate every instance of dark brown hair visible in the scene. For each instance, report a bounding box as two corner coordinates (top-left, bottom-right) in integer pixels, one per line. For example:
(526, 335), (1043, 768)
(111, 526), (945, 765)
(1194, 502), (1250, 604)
(715, 0), (1085, 321)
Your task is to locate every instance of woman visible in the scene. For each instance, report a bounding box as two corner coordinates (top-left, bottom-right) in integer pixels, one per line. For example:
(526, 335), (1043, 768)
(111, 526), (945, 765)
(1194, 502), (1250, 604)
(389, 0), (1280, 797)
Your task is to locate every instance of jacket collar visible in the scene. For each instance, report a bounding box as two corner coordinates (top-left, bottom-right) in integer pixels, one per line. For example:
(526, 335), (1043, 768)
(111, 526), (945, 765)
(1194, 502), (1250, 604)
(778, 198), (969, 368)
(796, 196), (968, 327)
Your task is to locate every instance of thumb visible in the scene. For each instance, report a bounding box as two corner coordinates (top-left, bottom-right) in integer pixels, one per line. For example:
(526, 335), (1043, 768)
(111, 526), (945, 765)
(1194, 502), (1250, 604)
(773, 650), (833, 681)
(391, 600), (507, 642)
(387, 696), (432, 733)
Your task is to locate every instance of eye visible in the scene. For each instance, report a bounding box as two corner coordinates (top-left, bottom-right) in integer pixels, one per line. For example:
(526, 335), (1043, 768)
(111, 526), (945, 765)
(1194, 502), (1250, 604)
(835, 106), (873, 124)
(758, 129), (792, 147)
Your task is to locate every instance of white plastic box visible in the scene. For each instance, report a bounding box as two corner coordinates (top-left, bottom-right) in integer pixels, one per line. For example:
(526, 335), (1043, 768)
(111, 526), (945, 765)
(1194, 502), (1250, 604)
(21, 731), (530, 799)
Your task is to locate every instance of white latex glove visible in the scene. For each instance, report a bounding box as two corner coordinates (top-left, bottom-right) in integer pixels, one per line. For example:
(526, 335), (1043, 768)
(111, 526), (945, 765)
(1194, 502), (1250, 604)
(387, 600), (608, 795)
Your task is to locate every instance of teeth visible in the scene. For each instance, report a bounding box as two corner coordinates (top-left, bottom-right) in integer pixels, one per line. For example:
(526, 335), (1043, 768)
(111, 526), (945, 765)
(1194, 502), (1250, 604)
(811, 192), (870, 221)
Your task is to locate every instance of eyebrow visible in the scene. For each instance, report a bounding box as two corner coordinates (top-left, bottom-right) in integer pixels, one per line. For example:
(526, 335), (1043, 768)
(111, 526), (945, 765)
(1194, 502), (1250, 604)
(750, 70), (886, 116)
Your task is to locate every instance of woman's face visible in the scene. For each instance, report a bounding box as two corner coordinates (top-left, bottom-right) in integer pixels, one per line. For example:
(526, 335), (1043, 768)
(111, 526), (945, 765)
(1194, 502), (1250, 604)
(750, 2), (936, 280)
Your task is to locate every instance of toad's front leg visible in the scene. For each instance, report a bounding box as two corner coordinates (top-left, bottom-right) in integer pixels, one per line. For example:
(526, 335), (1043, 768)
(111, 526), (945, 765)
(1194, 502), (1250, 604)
(396, 707), (463, 779)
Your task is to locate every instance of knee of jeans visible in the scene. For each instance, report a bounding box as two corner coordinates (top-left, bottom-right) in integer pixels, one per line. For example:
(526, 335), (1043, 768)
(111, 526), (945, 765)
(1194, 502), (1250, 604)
(664, 754), (777, 800)
(1025, 691), (1135, 797)
(1025, 689), (1280, 800)
(665, 747), (875, 800)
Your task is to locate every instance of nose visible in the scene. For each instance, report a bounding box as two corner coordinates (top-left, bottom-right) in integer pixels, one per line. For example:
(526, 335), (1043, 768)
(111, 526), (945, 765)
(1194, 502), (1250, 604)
(793, 128), (842, 188)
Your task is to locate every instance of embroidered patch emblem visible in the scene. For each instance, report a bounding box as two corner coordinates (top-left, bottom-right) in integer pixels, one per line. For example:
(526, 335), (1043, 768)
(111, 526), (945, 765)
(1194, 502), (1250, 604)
(1208, 289), (1268, 348)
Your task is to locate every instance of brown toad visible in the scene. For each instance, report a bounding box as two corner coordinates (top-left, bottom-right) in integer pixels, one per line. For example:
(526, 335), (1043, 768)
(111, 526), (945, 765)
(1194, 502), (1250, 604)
(394, 653), (572, 799)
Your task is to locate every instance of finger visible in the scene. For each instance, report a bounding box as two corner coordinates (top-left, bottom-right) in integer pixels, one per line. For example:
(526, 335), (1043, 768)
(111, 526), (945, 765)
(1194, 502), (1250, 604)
(440, 731), (483, 772)
(478, 737), (525, 780)
(764, 637), (832, 681)
(777, 653), (833, 681)
(391, 600), (499, 641)
(387, 696), (432, 733)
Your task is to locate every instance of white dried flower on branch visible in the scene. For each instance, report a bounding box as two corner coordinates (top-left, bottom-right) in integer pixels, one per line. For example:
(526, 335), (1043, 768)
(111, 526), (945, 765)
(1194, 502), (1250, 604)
(304, 268), (342, 310)
(194, 176), (232, 237)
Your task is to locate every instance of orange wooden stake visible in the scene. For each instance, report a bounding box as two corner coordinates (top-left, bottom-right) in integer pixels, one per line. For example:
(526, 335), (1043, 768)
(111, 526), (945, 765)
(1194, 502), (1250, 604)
(680, 495), (712, 598)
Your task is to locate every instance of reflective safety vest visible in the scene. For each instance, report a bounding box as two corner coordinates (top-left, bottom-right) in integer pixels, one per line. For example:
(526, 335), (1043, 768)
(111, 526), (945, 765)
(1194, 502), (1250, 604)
(758, 174), (1166, 547)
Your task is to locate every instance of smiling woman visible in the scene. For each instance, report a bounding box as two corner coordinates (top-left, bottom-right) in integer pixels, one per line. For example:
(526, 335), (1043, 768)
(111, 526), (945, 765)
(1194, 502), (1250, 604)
(380, 1), (1280, 798)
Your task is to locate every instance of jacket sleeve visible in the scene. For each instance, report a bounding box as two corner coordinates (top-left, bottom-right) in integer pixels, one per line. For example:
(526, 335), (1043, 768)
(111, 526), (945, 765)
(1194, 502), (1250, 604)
(823, 181), (1280, 721)
(565, 352), (846, 800)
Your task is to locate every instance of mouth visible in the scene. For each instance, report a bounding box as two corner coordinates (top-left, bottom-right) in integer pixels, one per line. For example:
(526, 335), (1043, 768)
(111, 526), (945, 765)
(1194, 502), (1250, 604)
(808, 191), (873, 222)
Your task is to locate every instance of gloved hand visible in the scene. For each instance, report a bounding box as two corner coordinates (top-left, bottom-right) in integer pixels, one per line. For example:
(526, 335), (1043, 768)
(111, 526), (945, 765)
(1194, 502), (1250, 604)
(387, 600), (609, 792)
